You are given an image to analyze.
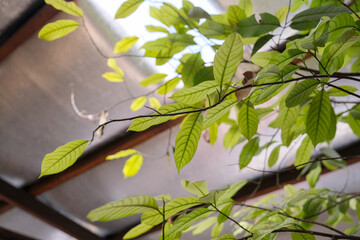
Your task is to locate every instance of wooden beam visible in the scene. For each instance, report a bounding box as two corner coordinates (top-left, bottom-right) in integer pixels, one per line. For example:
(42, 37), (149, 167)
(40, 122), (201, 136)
(0, 178), (103, 240)
(0, 226), (39, 240)
(0, 118), (183, 215)
(0, 5), (58, 63)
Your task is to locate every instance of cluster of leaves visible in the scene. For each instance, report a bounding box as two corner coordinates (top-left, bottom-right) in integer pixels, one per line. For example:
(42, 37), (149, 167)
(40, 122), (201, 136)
(37, 0), (360, 239)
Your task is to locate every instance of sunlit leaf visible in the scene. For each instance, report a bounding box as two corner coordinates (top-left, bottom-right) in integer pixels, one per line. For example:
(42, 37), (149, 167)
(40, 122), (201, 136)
(130, 96), (147, 111)
(38, 19), (79, 41)
(306, 164), (322, 187)
(145, 25), (169, 33)
(45, 0), (83, 17)
(182, 53), (204, 87)
(223, 125), (242, 149)
(238, 100), (258, 140)
(227, 5), (246, 26)
(238, 0), (253, 17)
(107, 58), (124, 75)
(174, 112), (203, 172)
(170, 81), (218, 105)
(209, 123), (218, 145)
(268, 145), (281, 168)
(291, 232), (315, 240)
(211, 222), (224, 238)
(214, 33), (243, 89)
(149, 97), (161, 110)
(123, 154), (143, 178)
(140, 73), (167, 87)
(327, 86), (357, 97)
(216, 234), (236, 240)
(102, 72), (123, 82)
(87, 195), (158, 222)
(40, 140), (88, 178)
(275, 6), (289, 23)
(306, 90), (332, 146)
(239, 137), (259, 169)
(203, 99), (238, 129)
(114, 36), (139, 53)
(181, 179), (209, 197)
(157, 77), (181, 94)
(115, 0), (144, 19)
(106, 149), (137, 160)
(123, 222), (153, 239)
(295, 136), (313, 169)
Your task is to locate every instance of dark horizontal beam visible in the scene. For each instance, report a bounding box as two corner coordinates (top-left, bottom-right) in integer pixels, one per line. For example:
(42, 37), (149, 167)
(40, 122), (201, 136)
(0, 178), (102, 240)
(0, 118), (183, 215)
(0, 226), (39, 240)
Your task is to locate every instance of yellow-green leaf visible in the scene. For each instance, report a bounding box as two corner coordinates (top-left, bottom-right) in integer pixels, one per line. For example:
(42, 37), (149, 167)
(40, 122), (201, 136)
(203, 99), (238, 129)
(268, 145), (281, 168)
(239, 137), (259, 169)
(115, 0), (144, 19)
(181, 179), (209, 197)
(45, 0), (83, 17)
(107, 58), (124, 75)
(157, 77), (181, 94)
(40, 140), (88, 178)
(87, 195), (158, 222)
(170, 81), (218, 105)
(38, 19), (79, 41)
(275, 6), (289, 23)
(149, 97), (161, 110)
(102, 72), (123, 82)
(106, 149), (137, 160)
(140, 73), (167, 87)
(238, 100), (258, 140)
(295, 136), (313, 169)
(123, 154), (143, 178)
(174, 112), (203, 172)
(131, 96), (147, 111)
(123, 223), (153, 239)
(114, 36), (139, 54)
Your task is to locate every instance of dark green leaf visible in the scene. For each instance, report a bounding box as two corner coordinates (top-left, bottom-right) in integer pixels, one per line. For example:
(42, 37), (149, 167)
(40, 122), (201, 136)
(198, 20), (226, 40)
(237, 13), (280, 37)
(181, 53), (205, 87)
(203, 99), (238, 129)
(188, 7), (211, 20)
(286, 79), (318, 107)
(251, 34), (274, 56)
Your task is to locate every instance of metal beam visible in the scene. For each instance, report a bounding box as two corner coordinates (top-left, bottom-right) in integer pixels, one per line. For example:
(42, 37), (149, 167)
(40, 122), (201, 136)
(0, 178), (102, 240)
(0, 118), (183, 215)
(0, 226), (39, 240)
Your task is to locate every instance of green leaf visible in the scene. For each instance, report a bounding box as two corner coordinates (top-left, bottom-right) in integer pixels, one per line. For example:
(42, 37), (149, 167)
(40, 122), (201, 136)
(145, 25), (169, 33)
(237, 13), (280, 37)
(181, 180), (209, 197)
(286, 79), (319, 107)
(291, 232), (315, 240)
(174, 112), (203, 172)
(209, 123), (218, 145)
(186, 217), (217, 235)
(141, 196), (203, 226)
(268, 145), (281, 168)
(87, 195), (158, 222)
(181, 53), (204, 87)
(251, 34), (274, 56)
(123, 154), (143, 178)
(217, 180), (247, 203)
(38, 19), (79, 41)
(114, 36), (139, 53)
(149, 97), (161, 110)
(251, 51), (281, 67)
(123, 223), (153, 239)
(295, 136), (313, 169)
(328, 13), (356, 42)
(188, 7), (211, 20)
(157, 77), (181, 94)
(214, 33), (243, 89)
(128, 103), (192, 132)
(238, 101), (258, 140)
(106, 149), (137, 160)
(227, 5), (246, 26)
(239, 137), (259, 169)
(306, 164), (322, 187)
(320, 147), (346, 170)
(165, 208), (214, 240)
(348, 110), (360, 137)
(211, 222), (224, 238)
(107, 58), (124, 75)
(216, 234), (236, 240)
(115, 0), (144, 19)
(45, 0), (83, 17)
(275, 6), (289, 23)
(270, 99), (299, 130)
(306, 90), (332, 146)
(344, 224), (360, 235)
(130, 96), (147, 111)
(40, 140), (88, 178)
(102, 72), (124, 82)
(290, 5), (351, 30)
(198, 20), (226, 40)
(203, 99), (238, 129)
(170, 81), (218, 105)
(327, 86), (357, 97)
(217, 202), (233, 224)
(223, 125), (242, 149)
(140, 73), (167, 87)
(351, 58), (360, 73)
(238, 0), (253, 17)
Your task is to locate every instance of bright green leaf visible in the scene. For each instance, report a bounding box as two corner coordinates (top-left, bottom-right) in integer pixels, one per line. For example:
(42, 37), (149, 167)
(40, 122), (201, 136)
(157, 77), (181, 94)
(214, 33), (243, 89)
(145, 25), (169, 33)
(102, 72), (124, 82)
(130, 96), (147, 111)
(268, 145), (281, 168)
(106, 149), (137, 160)
(170, 81), (218, 105)
(291, 232), (315, 240)
(295, 136), (313, 169)
(327, 86), (357, 97)
(238, 100), (258, 140)
(45, 0), (83, 17)
(328, 13), (356, 42)
(306, 164), (322, 187)
(306, 90), (332, 146)
(227, 5), (246, 26)
(275, 6), (289, 23)
(38, 19), (79, 41)
(209, 123), (218, 145)
(211, 222), (224, 238)
(115, 0), (144, 19)
(140, 73), (167, 87)
(203, 99), (238, 129)
(123, 222), (153, 239)
(239, 137), (259, 169)
(123, 154), (143, 178)
(40, 140), (88, 178)
(223, 125), (242, 149)
(286, 79), (318, 107)
(149, 97), (161, 110)
(87, 196), (158, 222)
(181, 179), (209, 197)
(238, 0), (253, 17)
(174, 112), (203, 172)
(107, 58), (124, 75)
(114, 36), (139, 54)
(198, 20), (226, 40)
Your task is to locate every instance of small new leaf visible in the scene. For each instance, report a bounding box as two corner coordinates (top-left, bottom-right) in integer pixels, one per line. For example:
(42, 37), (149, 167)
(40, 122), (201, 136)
(115, 0), (144, 19)
(38, 19), (79, 41)
(45, 0), (83, 17)
(130, 96), (147, 111)
(106, 149), (137, 160)
(40, 140), (88, 178)
(140, 73), (167, 87)
(114, 36), (139, 53)
(123, 154), (143, 178)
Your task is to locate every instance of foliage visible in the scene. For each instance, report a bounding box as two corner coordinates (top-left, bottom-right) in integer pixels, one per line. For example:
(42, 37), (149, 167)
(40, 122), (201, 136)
(38, 0), (360, 239)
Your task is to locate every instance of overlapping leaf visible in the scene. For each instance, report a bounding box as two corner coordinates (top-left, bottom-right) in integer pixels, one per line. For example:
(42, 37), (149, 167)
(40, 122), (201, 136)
(238, 101), (258, 140)
(203, 99), (238, 129)
(239, 137), (259, 169)
(237, 13), (280, 37)
(115, 0), (144, 19)
(170, 81), (218, 105)
(286, 79), (319, 107)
